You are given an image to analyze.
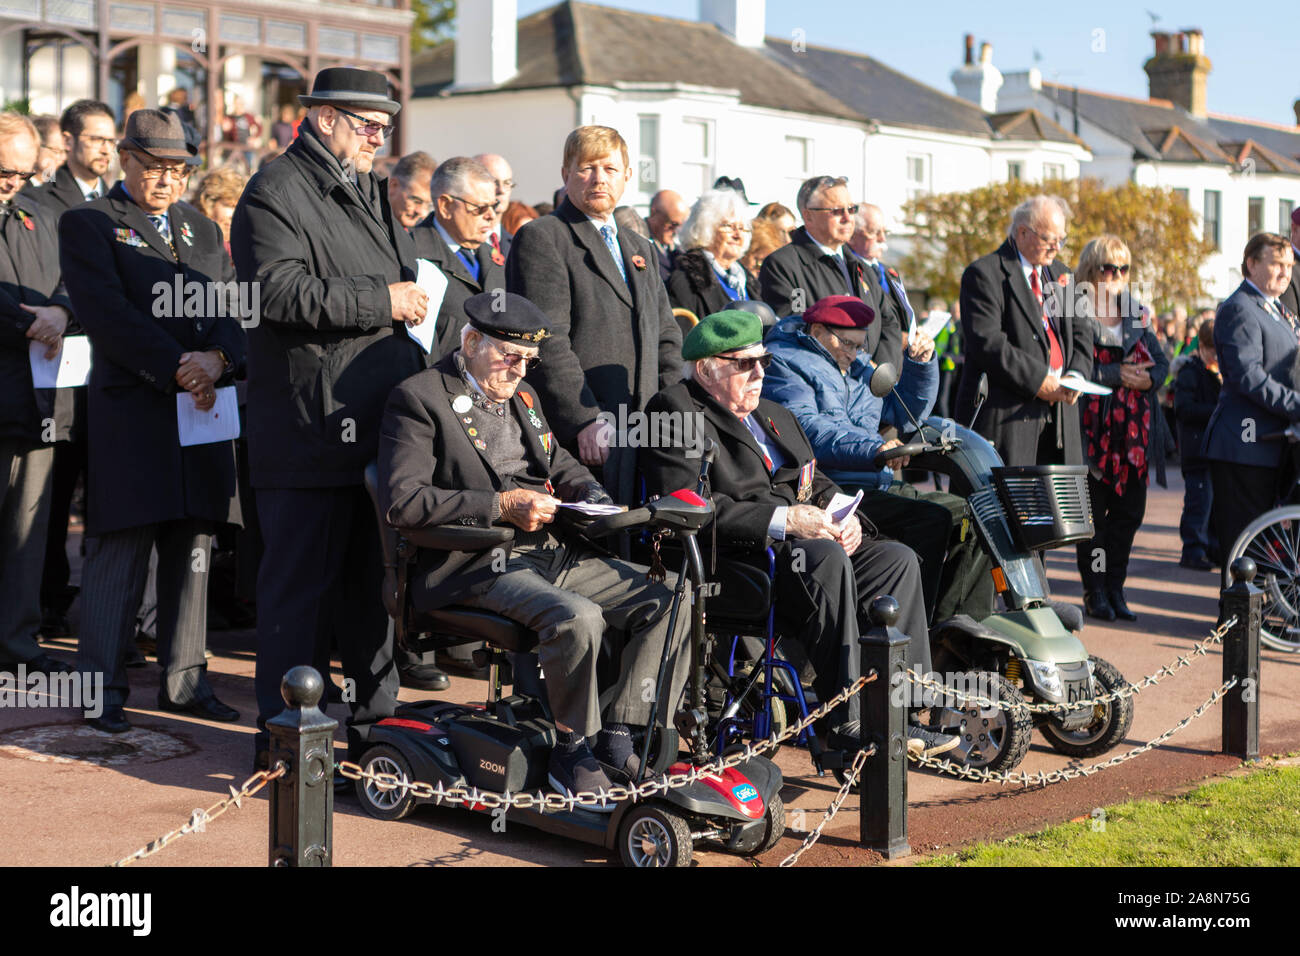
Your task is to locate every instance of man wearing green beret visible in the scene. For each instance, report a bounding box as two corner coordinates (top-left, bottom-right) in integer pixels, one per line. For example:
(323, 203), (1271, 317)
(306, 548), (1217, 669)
(641, 310), (959, 758)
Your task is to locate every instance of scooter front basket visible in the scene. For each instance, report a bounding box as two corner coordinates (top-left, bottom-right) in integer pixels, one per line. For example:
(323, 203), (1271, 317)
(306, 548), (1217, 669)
(991, 465), (1093, 551)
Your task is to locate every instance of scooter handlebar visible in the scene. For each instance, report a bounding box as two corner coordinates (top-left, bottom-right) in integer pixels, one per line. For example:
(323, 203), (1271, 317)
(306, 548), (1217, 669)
(583, 506), (653, 538)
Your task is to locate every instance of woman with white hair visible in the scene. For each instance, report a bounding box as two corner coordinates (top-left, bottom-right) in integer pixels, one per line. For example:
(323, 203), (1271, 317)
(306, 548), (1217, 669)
(666, 188), (757, 321)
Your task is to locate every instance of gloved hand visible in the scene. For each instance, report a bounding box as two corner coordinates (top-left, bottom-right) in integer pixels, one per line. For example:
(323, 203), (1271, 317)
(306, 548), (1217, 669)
(579, 482), (614, 506)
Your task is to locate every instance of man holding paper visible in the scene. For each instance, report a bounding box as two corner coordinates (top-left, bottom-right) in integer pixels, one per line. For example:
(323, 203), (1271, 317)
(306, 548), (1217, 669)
(955, 195), (1090, 466)
(231, 68), (429, 766)
(640, 309), (959, 760)
(379, 292), (690, 801)
(409, 156), (506, 361)
(0, 111), (79, 678)
(58, 109), (245, 732)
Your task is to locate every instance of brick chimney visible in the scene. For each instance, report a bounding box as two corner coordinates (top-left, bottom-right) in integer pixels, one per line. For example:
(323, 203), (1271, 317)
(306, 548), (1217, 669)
(1143, 27), (1211, 116)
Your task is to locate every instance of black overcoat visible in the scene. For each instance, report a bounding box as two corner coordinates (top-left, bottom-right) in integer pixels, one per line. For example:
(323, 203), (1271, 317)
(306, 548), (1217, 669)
(58, 184), (244, 535)
(0, 193), (78, 444)
(504, 197), (681, 504)
(230, 125), (422, 489)
(409, 218), (506, 362)
(757, 226), (902, 370)
(954, 239), (1090, 466)
(665, 247), (759, 321)
(378, 353), (594, 608)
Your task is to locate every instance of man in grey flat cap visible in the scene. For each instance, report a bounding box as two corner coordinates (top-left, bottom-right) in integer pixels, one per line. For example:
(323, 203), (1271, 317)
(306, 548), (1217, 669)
(231, 67), (430, 768)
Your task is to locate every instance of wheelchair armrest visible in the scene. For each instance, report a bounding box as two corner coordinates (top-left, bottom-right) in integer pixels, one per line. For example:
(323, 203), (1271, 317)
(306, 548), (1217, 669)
(397, 524), (515, 552)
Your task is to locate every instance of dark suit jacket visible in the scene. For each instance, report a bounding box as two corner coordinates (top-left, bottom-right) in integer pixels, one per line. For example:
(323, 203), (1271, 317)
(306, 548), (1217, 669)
(758, 226), (902, 371)
(1204, 281), (1300, 468)
(1281, 245), (1300, 319)
(378, 353), (594, 608)
(640, 379), (840, 549)
(58, 183), (245, 536)
(409, 218), (506, 362)
(231, 124), (422, 489)
(665, 248), (759, 321)
(0, 194), (77, 444)
(505, 197), (681, 503)
(955, 239), (1090, 466)
(32, 164), (103, 217)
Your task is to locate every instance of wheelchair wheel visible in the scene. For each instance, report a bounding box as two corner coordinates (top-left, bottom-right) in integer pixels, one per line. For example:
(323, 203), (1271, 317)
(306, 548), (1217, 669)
(617, 804), (692, 867)
(355, 744), (416, 821)
(1226, 505), (1300, 652)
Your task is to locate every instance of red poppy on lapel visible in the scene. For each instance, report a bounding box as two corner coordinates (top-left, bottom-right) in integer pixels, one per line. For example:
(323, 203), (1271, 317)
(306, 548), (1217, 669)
(17, 210), (34, 231)
(631, 254), (647, 271)
(766, 416), (780, 436)
(887, 267), (899, 279)
(1057, 274), (1069, 287)
(490, 248), (505, 266)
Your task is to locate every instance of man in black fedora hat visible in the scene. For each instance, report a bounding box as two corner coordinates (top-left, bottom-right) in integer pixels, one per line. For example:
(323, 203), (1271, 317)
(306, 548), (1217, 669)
(231, 67), (437, 767)
(60, 108), (245, 732)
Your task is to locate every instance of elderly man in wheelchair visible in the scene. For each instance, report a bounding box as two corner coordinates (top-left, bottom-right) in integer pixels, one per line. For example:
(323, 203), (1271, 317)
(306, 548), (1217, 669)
(377, 293), (690, 804)
(640, 309), (960, 762)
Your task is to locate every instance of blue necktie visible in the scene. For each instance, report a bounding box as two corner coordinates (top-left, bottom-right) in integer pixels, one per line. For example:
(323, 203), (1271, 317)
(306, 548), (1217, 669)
(877, 261), (915, 327)
(830, 252), (851, 289)
(599, 224), (628, 284)
(457, 248), (480, 282)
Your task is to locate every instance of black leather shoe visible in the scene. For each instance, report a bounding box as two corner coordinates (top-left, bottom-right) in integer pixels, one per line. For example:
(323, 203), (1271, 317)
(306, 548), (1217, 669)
(1108, 588), (1137, 621)
(1083, 590), (1116, 621)
(87, 706), (131, 734)
(399, 663), (450, 691)
(158, 694), (240, 722)
(1180, 551), (1214, 571)
(23, 653), (75, 676)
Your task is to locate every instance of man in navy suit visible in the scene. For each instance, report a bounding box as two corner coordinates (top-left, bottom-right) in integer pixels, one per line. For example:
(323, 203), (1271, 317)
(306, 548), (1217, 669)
(1203, 232), (1299, 554)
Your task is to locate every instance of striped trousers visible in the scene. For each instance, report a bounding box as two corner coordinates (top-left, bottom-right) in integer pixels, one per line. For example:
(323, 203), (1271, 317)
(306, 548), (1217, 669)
(76, 519), (214, 711)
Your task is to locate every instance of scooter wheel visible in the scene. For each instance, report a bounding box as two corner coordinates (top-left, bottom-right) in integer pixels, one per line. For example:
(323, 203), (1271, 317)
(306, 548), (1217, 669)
(617, 804), (693, 867)
(355, 744), (417, 821)
(929, 671), (1033, 775)
(751, 792), (786, 856)
(1040, 656), (1134, 758)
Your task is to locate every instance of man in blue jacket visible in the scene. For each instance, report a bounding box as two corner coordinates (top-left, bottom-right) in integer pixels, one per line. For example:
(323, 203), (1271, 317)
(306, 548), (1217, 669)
(763, 295), (993, 624)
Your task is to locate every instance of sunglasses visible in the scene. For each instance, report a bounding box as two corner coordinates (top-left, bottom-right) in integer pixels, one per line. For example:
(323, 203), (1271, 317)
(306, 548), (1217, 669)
(717, 352), (773, 373)
(332, 106), (395, 140)
(492, 343), (541, 369)
(449, 195), (499, 217)
(0, 166), (36, 181)
(1099, 263), (1130, 278)
(807, 204), (859, 218)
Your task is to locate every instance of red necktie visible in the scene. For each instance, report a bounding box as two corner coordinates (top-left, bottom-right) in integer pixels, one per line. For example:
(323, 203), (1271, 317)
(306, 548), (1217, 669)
(761, 448), (774, 472)
(1029, 268), (1064, 371)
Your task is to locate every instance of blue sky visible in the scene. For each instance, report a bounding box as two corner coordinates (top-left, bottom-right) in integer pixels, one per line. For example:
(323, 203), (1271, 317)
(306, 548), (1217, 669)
(517, 0), (1300, 128)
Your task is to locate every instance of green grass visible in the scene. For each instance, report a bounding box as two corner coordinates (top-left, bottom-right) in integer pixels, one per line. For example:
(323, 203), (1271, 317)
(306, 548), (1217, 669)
(922, 765), (1300, 866)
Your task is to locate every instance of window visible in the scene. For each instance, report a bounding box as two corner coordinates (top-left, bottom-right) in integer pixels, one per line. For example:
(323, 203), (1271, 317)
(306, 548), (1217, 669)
(1043, 162), (1065, 180)
(1006, 160), (1024, 182)
(1248, 196), (1264, 236)
(905, 154), (929, 200)
(1203, 189), (1221, 249)
(637, 115), (659, 195)
(1172, 187), (1189, 206)
(1282, 199), (1295, 234)
(681, 118), (714, 199)
(785, 136), (812, 178)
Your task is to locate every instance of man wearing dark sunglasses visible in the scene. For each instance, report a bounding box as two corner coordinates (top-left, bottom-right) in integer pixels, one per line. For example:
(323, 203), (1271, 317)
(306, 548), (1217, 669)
(232, 67), (429, 770)
(758, 174), (902, 372)
(641, 309), (959, 761)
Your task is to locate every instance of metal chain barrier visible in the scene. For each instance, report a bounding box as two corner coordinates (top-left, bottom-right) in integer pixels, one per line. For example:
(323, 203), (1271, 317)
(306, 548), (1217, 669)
(109, 764), (287, 867)
(909, 676), (1239, 786)
(905, 616), (1237, 716)
(779, 745), (873, 867)
(337, 672), (876, 813)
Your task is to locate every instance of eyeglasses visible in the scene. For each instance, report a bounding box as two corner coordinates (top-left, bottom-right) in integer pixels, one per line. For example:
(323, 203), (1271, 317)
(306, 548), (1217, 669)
(76, 133), (115, 148)
(449, 195), (499, 218)
(39, 144), (67, 156)
(829, 330), (868, 352)
(332, 106), (395, 141)
(132, 159), (189, 182)
(718, 221), (752, 235)
(807, 204), (859, 218)
(0, 166), (37, 181)
(716, 352), (773, 373)
(1025, 226), (1068, 249)
(1099, 262), (1130, 278)
(495, 347), (540, 369)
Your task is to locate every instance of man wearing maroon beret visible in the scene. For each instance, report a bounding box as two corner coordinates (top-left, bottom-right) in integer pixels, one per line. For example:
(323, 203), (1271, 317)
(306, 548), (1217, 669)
(764, 295), (994, 624)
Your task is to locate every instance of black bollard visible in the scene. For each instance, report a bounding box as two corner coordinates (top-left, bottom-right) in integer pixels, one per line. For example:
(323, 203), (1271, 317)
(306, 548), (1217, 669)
(1220, 557), (1261, 761)
(268, 666), (338, 867)
(859, 595), (910, 859)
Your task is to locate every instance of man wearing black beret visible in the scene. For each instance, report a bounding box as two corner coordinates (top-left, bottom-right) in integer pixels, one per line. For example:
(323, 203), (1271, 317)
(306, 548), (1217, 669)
(379, 292), (690, 803)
